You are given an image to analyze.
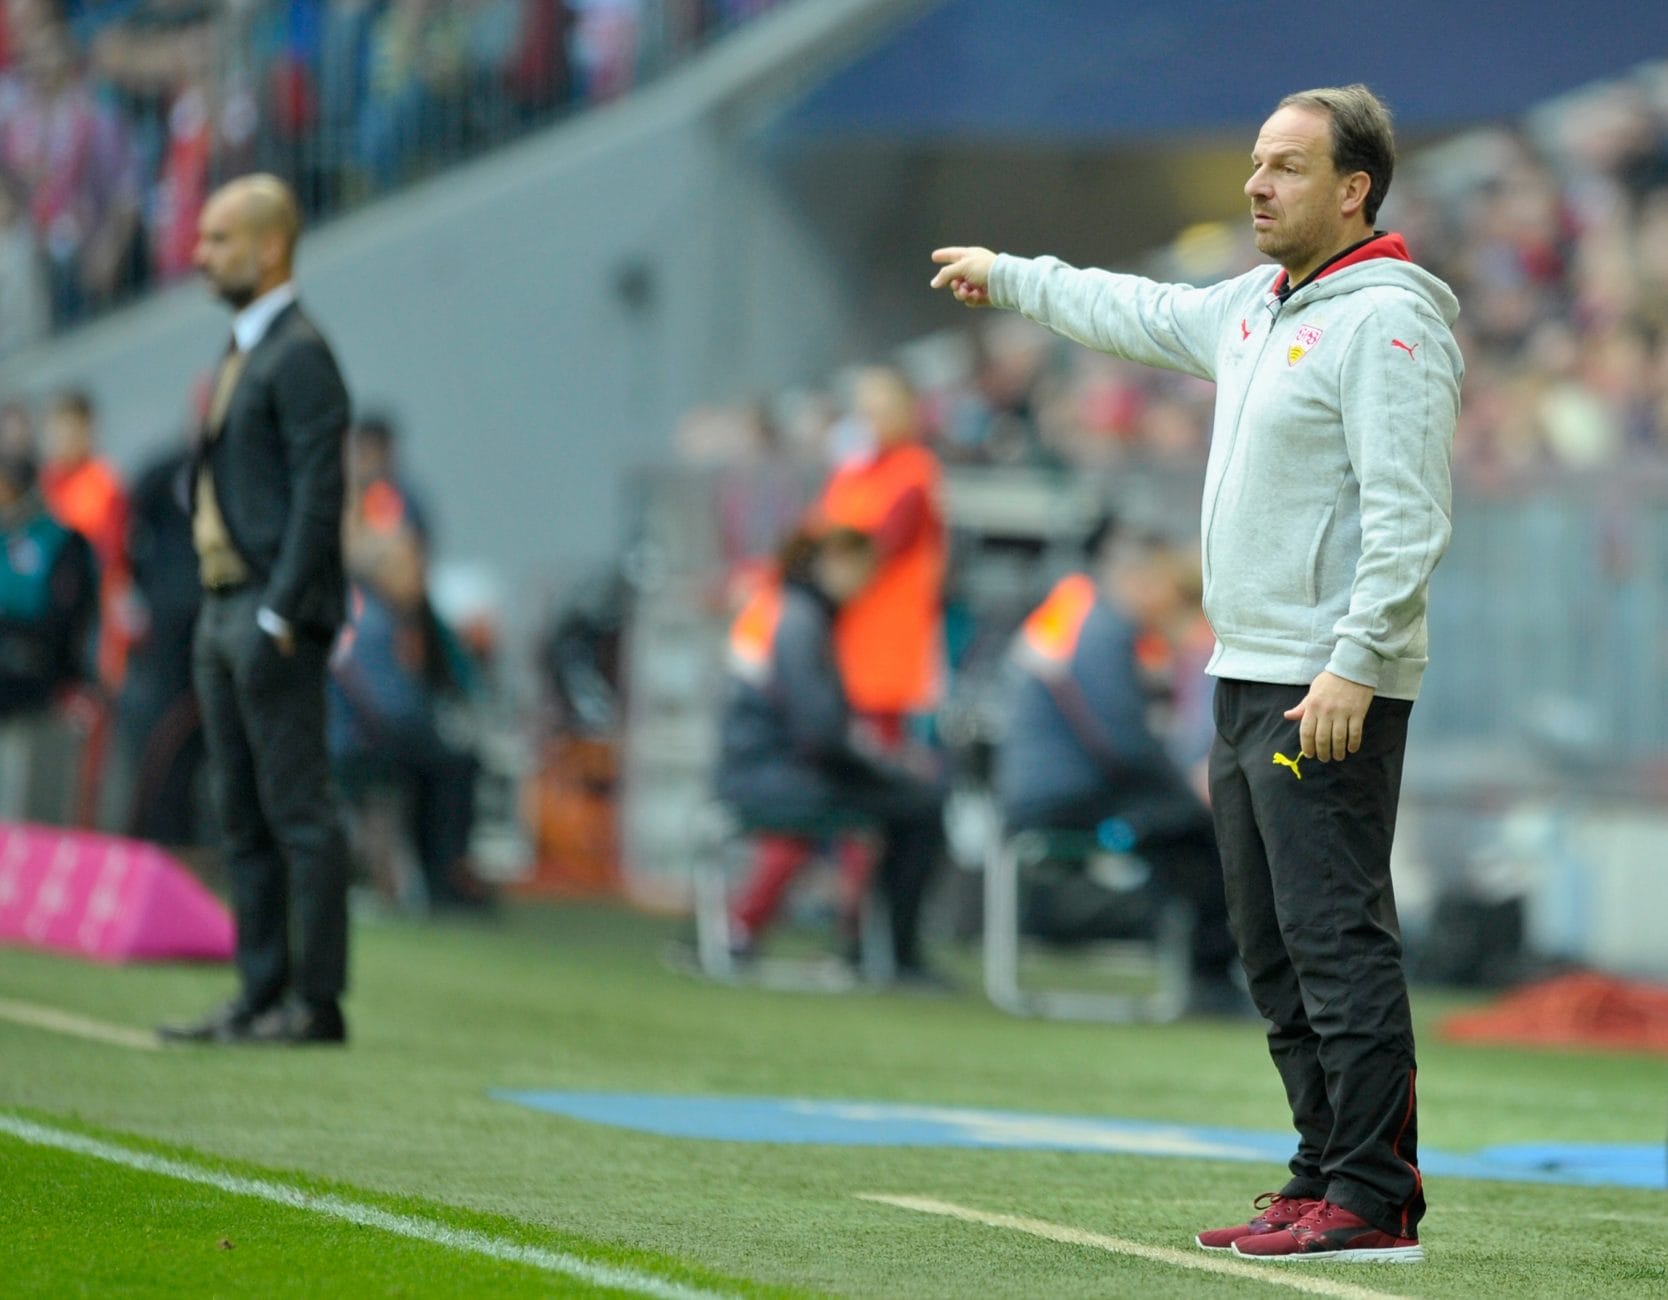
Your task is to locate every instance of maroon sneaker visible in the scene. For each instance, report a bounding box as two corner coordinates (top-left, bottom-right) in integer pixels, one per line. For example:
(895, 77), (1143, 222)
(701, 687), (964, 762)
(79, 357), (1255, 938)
(1195, 1193), (1317, 1251)
(1232, 1199), (1423, 1262)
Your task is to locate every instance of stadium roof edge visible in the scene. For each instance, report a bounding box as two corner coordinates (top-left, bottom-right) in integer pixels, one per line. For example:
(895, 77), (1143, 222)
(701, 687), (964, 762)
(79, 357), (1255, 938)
(773, 0), (1668, 144)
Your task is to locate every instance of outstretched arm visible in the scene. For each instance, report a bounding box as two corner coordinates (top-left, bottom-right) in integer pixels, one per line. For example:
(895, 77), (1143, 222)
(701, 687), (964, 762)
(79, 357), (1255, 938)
(930, 244), (1239, 381)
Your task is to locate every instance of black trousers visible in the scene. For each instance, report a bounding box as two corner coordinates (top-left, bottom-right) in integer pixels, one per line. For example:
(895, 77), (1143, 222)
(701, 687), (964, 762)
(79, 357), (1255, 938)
(843, 776), (942, 971)
(1210, 679), (1422, 1239)
(193, 588), (350, 1011)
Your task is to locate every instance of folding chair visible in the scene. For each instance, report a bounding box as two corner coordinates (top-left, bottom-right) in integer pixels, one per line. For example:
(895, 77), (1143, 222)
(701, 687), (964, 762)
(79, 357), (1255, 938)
(691, 802), (892, 989)
(984, 822), (1193, 1022)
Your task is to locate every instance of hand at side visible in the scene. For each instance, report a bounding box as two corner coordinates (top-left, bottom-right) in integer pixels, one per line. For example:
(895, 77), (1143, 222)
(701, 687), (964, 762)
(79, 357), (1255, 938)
(1283, 670), (1374, 762)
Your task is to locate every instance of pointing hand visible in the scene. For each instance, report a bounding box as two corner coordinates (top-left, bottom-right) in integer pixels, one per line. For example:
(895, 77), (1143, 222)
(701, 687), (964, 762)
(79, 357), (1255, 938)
(930, 246), (997, 307)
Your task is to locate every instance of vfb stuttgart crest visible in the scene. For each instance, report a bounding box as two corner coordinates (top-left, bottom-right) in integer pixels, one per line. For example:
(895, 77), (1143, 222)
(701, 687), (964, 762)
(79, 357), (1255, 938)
(1288, 323), (1323, 366)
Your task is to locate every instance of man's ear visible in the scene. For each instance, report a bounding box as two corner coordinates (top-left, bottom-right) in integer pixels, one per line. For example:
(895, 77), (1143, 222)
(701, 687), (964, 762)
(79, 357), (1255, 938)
(1339, 171), (1372, 221)
(259, 229), (286, 276)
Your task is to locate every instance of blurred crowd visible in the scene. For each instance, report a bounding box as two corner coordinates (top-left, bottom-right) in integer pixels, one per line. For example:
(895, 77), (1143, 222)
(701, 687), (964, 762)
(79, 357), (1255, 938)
(1423, 68), (1668, 474)
(675, 60), (1668, 480)
(0, 0), (786, 349)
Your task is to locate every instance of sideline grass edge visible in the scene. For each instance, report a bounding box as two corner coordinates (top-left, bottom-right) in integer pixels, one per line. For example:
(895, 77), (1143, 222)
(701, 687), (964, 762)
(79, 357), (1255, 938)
(1, 1104), (814, 1300)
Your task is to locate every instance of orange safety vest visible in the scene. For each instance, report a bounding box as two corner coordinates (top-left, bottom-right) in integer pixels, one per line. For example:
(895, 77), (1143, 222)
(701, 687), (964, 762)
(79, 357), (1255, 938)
(1015, 573), (1098, 677)
(359, 479), (410, 535)
(727, 581), (784, 689)
(817, 444), (945, 714)
(40, 457), (130, 686)
(41, 458), (126, 576)
(1019, 573), (1174, 681)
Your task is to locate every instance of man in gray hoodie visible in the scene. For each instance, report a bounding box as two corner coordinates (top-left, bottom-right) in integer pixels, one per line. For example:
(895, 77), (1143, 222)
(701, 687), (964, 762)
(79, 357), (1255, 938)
(931, 84), (1460, 1264)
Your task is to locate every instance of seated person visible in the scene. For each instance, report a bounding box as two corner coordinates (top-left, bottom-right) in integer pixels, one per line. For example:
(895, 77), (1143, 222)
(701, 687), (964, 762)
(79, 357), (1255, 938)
(347, 414), (432, 552)
(714, 525), (944, 984)
(328, 527), (488, 909)
(0, 451), (97, 717)
(994, 527), (1241, 1008)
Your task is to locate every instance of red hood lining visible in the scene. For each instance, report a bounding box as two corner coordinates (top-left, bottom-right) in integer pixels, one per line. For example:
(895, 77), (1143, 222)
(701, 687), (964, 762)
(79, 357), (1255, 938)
(1269, 232), (1412, 297)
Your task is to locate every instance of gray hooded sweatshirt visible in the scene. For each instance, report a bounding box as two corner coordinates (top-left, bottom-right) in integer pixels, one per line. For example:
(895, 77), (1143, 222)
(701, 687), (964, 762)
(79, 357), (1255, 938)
(989, 234), (1462, 700)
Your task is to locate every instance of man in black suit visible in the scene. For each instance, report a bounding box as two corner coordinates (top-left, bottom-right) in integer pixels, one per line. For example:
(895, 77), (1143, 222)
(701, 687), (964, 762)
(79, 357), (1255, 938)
(159, 175), (353, 1046)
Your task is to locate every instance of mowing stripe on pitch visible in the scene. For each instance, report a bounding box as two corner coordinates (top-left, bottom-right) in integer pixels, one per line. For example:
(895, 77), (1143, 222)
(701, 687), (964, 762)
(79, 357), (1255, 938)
(0, 1113), (729, 1300)
(857, 1194), (1412, 1300)
(0, 996), (159, 1051)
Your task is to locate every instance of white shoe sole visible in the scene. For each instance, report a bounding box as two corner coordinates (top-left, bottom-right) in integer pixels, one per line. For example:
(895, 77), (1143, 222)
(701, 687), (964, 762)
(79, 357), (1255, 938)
(1232, 1243), (1425, 1263)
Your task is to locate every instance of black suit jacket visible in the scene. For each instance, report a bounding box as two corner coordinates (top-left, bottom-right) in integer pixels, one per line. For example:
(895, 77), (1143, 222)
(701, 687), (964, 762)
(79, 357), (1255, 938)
(193, 300), (351, 635)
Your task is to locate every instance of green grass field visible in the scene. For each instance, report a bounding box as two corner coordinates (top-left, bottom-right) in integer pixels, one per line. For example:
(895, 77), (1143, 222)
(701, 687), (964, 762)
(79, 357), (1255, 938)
(3, 903), (1665, 1297)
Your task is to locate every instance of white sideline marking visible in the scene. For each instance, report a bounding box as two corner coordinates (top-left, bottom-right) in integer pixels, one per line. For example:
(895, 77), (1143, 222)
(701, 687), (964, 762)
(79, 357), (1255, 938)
(0, 996), (159, 1051)
(0, 1113), (729, 1300)
(857, 1194), (1411, 1300)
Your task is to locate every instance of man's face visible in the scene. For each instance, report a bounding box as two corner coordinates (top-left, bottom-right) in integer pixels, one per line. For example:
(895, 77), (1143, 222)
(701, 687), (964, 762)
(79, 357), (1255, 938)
(348, 430), (392, 486)
(193, 192), (265, 309)
(854, 372), (916, 449)
(1107, 557), (1177, 629)
(815, 544), (877, 604)
(1245, 105), (1357, 276)
(0, 405), (31, 460)
(46, 409), (91, 466)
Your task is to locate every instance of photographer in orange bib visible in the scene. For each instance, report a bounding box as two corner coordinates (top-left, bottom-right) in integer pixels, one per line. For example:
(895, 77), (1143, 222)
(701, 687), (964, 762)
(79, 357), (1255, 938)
(816, 367), (947, 746)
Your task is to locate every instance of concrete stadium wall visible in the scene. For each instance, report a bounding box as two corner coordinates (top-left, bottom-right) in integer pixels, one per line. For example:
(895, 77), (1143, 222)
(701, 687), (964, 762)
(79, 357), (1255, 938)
(0, 0), (932, 642)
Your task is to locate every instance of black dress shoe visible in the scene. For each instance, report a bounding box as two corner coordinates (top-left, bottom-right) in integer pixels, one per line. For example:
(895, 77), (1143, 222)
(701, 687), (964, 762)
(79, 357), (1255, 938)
(246, 999), (347, 1046)
(157, 999), (258, 1045)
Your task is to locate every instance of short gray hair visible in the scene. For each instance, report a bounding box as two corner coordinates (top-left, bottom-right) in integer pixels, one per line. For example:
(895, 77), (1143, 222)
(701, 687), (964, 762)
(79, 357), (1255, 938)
(1278, 84), (1396, 224)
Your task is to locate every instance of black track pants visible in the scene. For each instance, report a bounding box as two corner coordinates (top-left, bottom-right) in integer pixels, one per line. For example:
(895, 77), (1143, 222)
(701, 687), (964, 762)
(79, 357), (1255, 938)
(1209, 679), (1423, 1240)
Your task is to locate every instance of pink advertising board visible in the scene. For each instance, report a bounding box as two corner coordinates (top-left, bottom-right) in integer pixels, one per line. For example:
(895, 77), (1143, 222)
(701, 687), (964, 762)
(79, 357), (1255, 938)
(0, 823), (233, 963)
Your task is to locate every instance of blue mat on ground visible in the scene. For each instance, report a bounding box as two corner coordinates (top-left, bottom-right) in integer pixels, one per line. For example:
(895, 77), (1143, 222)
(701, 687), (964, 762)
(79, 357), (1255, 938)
(490, 1091), (1666, 1191)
